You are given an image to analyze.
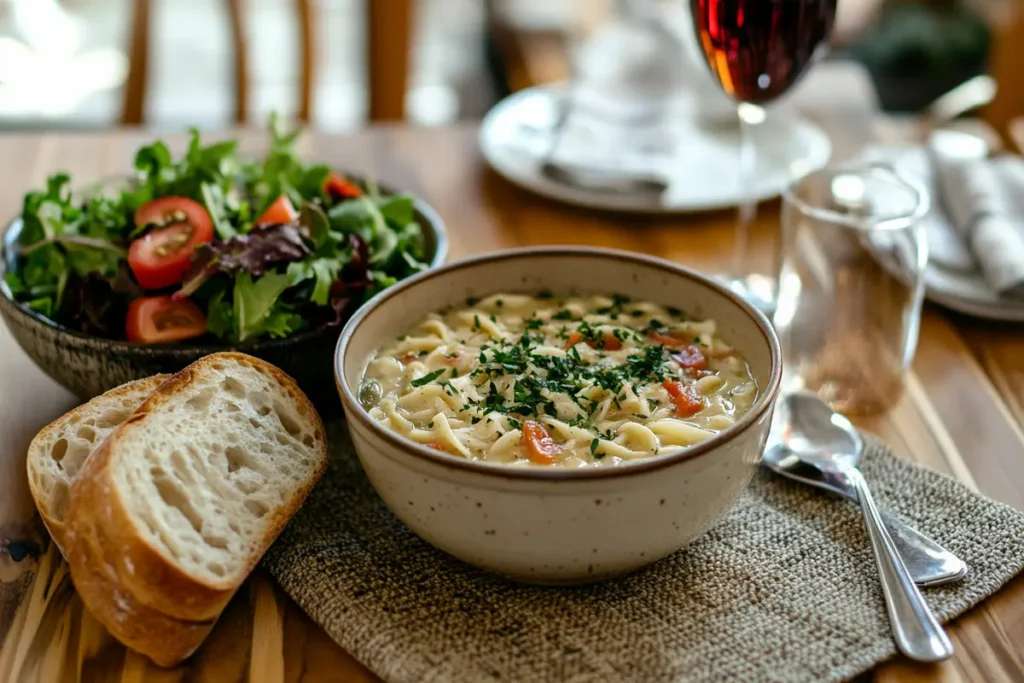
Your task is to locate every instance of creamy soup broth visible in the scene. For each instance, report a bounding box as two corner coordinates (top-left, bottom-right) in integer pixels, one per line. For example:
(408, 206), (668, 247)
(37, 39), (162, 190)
(360, 293), (758, 467)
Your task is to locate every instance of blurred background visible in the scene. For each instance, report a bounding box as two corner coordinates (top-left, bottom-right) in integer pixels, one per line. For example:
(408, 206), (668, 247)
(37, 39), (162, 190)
(0, 0), (1019, 133)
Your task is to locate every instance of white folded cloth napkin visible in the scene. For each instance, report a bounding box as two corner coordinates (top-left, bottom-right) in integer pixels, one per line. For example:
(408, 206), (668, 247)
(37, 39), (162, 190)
(865, 137), (1024, 318)
(931, 148), (1024, 299)
(541, 83), (677, 195)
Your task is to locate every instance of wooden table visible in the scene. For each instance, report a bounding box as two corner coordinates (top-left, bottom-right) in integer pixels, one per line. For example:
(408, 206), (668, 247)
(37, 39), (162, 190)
(0, 118), (1022, 682)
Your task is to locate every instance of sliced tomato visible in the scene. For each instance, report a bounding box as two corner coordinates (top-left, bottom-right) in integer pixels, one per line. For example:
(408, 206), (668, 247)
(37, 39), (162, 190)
(126, 296), (207, 344)
(257, 195), (299, 225)
(672, 345), (709, 373)
(128, 197), (214, 290)
(663, 380), (705, 417)
(648, 331), (695, 348)
(324, 172), (362, 202)
(522, 420), (560, 465)
(564, 331), (623, 351)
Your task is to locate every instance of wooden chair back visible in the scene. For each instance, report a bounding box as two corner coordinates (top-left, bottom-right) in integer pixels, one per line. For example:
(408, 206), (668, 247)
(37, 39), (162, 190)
(367, 0), (415, 121)
(983, 1), (1024, 138)
(121, 0), (316, 125)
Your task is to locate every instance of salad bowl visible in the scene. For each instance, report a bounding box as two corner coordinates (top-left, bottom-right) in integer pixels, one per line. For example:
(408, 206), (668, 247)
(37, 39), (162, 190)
(0, 201), (446, 412)
(1, 122), (448, 411)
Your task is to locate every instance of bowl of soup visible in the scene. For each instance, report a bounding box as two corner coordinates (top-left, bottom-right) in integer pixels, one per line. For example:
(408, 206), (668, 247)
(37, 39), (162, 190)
(335, 247), (782, 583)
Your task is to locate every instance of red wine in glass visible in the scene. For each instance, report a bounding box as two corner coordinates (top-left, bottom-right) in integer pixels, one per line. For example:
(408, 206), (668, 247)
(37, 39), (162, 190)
(688, 0), (837, 312)
(691, 0), (837, 104)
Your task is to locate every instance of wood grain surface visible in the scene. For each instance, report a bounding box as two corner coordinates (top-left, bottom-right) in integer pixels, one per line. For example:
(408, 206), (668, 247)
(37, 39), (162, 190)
(0, 115), (1022, 682)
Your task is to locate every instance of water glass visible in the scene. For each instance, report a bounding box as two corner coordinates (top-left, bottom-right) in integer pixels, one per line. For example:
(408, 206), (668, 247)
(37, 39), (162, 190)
(773, 161), (929, 415)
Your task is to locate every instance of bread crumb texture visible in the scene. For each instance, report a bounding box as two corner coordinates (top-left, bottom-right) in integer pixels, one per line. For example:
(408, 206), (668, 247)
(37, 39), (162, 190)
(112, 356), (324, 585)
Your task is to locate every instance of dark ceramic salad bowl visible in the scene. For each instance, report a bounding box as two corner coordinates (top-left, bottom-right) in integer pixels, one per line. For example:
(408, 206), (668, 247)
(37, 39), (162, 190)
(0, 197), (447, 414)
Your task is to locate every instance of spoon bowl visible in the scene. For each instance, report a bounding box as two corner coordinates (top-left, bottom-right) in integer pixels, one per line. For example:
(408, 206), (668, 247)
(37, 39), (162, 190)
(764, 392), (967, 587)
(778, 391), (863, 472)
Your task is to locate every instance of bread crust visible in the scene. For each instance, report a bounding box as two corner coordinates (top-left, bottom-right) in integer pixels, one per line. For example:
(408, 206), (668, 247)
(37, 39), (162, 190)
(67, 500), (215, 667)
(65, 353), (327, 625)
(26, 375), (171, 555)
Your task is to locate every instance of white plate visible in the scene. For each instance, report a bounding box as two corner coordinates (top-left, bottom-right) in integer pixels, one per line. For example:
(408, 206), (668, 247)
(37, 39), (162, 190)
(479, 85), (832, 214)
(922, 264), (1024, 322)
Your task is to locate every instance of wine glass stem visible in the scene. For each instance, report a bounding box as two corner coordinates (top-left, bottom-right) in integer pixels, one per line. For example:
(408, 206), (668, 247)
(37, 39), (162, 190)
(733, 103), (764, 281)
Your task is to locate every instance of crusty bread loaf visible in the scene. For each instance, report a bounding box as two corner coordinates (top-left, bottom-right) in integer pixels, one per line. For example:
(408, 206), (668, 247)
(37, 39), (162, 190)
(63, 352), (327, 664)
(26, 375), (170, 553)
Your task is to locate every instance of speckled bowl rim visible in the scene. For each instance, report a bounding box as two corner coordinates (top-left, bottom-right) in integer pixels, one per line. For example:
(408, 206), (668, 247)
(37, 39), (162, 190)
(335, 246), (783, 481)
(0, 176), (449, 354)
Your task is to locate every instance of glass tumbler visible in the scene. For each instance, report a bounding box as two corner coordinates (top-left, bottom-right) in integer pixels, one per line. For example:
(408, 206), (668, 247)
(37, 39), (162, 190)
(773, 162), (929, 415)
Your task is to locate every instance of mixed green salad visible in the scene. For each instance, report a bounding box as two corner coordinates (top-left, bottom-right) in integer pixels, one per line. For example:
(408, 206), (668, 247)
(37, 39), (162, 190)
(4, 115), (429, 344)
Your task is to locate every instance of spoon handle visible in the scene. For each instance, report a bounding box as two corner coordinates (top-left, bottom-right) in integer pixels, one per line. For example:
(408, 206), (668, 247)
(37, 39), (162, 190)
(848, 468), (954, 662)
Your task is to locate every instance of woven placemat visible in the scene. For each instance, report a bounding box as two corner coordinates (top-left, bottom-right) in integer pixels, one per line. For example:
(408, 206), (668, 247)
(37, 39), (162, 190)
(263, 420), (1024, 683)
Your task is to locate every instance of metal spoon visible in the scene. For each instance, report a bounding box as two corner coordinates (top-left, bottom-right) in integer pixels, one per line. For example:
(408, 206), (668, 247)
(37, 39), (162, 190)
(764, 396), (966, 586)
(768, 392), (954, 662)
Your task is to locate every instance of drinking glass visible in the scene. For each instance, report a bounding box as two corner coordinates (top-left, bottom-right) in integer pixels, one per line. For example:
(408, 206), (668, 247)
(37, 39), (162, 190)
(773, 162), (930, 415)
(688, 0), (838, 311)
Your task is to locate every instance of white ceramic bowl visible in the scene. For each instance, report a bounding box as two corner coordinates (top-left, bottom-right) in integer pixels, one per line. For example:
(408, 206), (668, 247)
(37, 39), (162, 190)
(335, 247), (782, 584)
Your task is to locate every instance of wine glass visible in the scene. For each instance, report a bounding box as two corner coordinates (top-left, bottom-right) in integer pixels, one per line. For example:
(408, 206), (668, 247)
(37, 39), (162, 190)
(689, 0), (838, 311)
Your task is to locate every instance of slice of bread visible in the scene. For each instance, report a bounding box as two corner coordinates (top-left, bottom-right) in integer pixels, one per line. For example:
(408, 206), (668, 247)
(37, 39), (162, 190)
(64, 353), (327, 647)
(26, 375), (170, 553)
(70, 509), (216, 666)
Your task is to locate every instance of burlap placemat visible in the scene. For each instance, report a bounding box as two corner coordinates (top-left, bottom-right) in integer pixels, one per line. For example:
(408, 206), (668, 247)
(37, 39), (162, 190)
(263, 420), (1024, 683)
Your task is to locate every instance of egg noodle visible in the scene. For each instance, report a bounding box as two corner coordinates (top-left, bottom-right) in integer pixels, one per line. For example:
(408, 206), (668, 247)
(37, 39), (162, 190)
(361, 293), (758, 467)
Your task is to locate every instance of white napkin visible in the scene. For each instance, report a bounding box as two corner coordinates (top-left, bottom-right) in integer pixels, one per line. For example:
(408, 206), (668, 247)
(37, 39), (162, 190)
(542, 83), (677, 194)
(863, 142), (1024, 320)
(931, 147), (1024, 299)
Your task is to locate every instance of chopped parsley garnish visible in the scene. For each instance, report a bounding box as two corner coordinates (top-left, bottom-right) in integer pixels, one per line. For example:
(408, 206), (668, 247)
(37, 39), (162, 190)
(552, 309), (575, 321)
(596, 294), (632, 316)
(589, 438), (599, 454)
(463, 321), (670, 425)
(410, 369), (445, 387)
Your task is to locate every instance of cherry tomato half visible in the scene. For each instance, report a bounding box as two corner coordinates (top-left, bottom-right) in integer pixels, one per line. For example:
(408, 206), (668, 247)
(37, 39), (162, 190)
(564, 331), (623, 351)
(257, 195), (299, 225)
(126, 296), (207, 344)
(648, 331), (695, 348)
(128, 197), (214, 290)
(522, 420), (560, 465)
(324, 172), (362, 202)
(663, 380), (705, 417)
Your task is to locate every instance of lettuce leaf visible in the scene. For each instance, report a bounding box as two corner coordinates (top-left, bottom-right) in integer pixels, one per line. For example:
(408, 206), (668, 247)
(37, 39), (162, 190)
(232, 272), (305, 342)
